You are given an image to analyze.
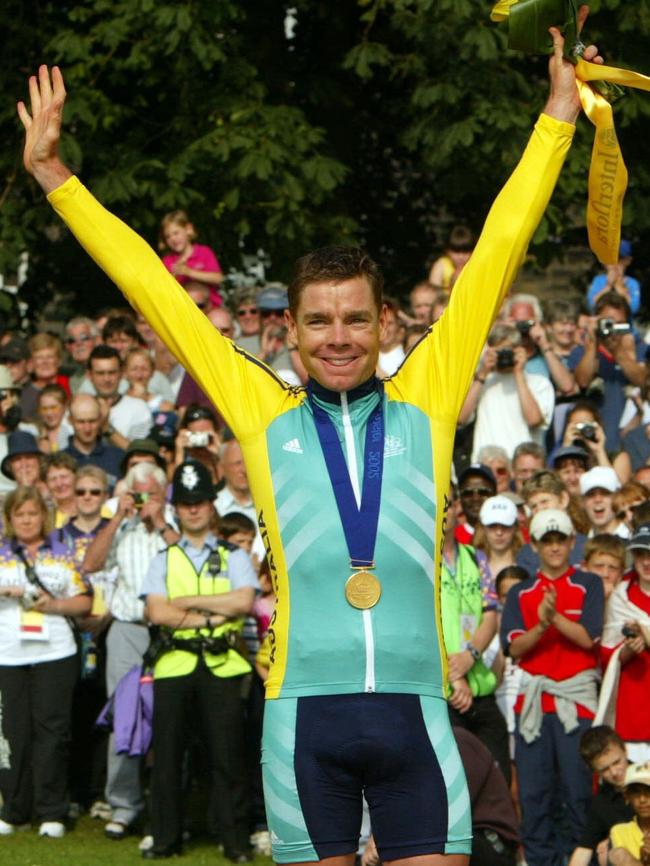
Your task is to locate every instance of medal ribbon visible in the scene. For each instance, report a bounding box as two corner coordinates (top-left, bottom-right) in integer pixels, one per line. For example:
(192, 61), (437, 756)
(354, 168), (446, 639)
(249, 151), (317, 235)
(491, 0), (650, 265)
(308, 383), (384, 569)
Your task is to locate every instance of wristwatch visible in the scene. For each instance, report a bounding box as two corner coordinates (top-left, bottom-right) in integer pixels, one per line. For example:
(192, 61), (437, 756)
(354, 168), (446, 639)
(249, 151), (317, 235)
(466, 642), (481, 662)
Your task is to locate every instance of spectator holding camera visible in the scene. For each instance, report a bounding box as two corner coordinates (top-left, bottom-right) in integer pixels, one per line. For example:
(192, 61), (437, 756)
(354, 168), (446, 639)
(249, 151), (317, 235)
(174, 404), (222, 483)
(82, 462), (179, 840)
(561, 401), (632, 483)
(571, 293), (646, 450)
(460, 323), (555, 460)
(505, 294), (577, 396)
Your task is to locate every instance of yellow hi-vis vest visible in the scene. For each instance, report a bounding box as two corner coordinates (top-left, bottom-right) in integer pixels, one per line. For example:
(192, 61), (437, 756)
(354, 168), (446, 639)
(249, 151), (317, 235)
(154, 543), (252, 680)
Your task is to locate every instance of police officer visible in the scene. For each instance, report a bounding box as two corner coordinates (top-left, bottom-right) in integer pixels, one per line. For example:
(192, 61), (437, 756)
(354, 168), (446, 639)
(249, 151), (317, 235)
(141, 460), (258, 860)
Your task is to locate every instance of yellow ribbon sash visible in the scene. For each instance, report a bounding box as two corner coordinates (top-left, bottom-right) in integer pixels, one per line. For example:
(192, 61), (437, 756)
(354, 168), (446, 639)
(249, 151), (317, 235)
(492, 1), (650, 264)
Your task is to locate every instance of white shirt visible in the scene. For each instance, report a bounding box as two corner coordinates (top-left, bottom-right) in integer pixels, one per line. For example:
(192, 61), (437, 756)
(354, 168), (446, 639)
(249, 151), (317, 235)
(379, 345), (406, 377)
(107, 506), (176, 622)
(472, 371), (555, 461)
(109, 395), (152, 441)
(0, 538), (87, 665)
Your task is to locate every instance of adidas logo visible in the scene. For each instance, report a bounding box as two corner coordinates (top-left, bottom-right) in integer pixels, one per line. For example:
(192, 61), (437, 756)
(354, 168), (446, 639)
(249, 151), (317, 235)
(384, 435), (406, 458)
(282, 438), (303, 454)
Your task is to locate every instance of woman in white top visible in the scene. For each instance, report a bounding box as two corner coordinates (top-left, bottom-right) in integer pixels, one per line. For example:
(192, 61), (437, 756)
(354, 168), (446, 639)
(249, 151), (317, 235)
(0, 486), (91, 838)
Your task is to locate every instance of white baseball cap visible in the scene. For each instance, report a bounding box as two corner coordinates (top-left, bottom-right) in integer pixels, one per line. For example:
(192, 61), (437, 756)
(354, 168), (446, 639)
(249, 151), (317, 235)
(579, 466), (620, 496)
(529, 508), (574, 541)
(624, 761), (650, 788)
(479, 495), (518, 527)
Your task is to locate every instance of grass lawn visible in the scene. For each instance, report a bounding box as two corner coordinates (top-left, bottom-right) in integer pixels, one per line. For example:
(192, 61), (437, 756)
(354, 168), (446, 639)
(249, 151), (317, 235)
(1, 816), (274, 866)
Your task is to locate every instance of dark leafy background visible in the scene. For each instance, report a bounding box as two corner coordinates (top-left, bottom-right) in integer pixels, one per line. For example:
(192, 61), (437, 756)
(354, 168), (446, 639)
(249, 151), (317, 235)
(2, 0), (650, 317)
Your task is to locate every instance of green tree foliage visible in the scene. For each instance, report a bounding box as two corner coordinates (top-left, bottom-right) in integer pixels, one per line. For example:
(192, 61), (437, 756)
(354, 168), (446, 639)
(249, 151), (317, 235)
(2, 0), (650, 312)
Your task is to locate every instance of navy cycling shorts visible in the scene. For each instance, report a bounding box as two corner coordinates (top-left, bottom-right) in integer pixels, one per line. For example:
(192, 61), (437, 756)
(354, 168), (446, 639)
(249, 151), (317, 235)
(261, 693), (471, 863)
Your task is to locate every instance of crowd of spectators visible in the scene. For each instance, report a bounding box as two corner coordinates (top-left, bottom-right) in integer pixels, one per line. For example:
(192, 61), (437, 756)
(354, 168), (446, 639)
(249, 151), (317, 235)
(0, 227), (649, 865)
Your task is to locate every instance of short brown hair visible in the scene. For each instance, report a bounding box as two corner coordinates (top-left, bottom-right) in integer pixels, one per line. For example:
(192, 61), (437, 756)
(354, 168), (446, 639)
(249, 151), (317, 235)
(288, 246), (383, 315)
(3, 486), (53, 539)
(521, 469), (566, 502)
(583, 533), (627, 568)
(29, 332), (63, 360)
(594, 291), (631, 321)
(46, 452), (78, 476)
(579, 725), (625, 767)
(76, 465), (109, 491)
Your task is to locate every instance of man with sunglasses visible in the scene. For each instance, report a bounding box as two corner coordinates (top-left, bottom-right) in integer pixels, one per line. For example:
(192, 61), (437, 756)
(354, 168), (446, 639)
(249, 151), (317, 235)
(20, 20), (603, 865)
(232, 288), (262, 354)
(257, 284), (305, 385)
(64, 316), (100, 394)
(455, 464), (497, 545)
(63, 464), (114, 819)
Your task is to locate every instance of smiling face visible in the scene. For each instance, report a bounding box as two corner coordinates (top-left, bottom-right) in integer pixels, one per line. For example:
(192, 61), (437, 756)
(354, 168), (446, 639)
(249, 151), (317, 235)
(46, 465), (76, 506)
(65, 323), (97, 362)
(286, 277), (387, 393)
(31, 348), (60, 383)
(556, 457), (587, 496)
(164, 222), (193, 254)
(549, 317), (577, 351)
(124, 352), (153, 388)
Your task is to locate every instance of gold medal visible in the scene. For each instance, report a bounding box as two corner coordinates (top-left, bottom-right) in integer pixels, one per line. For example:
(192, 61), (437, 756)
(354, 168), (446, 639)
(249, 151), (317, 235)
(345, 570), (381, 610)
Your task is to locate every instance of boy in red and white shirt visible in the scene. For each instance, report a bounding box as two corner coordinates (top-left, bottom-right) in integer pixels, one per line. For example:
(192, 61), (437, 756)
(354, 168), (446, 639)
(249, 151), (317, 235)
(501, 509), (604, 866)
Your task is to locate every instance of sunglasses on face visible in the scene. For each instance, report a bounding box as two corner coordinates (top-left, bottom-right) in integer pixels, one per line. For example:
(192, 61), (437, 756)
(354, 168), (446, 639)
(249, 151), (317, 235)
(0, 390), (18, 400)
(65, 334), (92, 344)
(460, 487), (493, 498)
(261, 308), (285, 318)
(75, 488), (103, 496)
(237, 307), (258, 317)
(616, 502), (643, 521)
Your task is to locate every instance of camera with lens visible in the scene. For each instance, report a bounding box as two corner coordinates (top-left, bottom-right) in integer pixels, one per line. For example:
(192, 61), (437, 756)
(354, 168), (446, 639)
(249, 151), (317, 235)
(597, 318), (631, 339)
(515, 319), (535, 337)
(575, 422), (597, 442)
(187, 431), (210, 448)
(20, 584), (40, 611)
(496, 347), (515, 370)
(132, 492), (150, 509)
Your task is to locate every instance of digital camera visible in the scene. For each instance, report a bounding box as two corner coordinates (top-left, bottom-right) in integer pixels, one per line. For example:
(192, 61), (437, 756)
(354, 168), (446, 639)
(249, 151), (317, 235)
(496, 347), (515, 370)
(515, 319), (535, 337)
(575, 422), (597, 442)
(187, 431), (210, 448)
(597, 318), (631, 339)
